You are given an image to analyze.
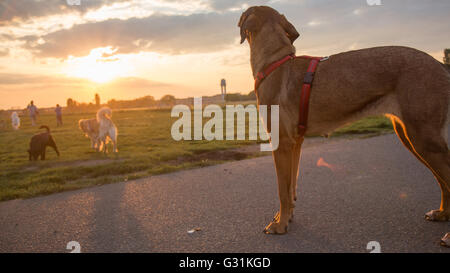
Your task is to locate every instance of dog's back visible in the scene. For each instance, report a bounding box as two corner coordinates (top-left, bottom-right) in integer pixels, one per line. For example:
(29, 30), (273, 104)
(444, 64), (450, 124)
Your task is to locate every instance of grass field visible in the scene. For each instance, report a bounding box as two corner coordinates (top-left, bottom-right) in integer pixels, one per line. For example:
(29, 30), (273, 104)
(0, 106), (393, 201)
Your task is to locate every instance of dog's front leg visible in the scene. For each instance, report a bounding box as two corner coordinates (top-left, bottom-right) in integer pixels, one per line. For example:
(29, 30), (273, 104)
(289, 139), (303, 221)
(103, 140), (108, 154)
(95, 138), (102, 152)
(264, 141), (296, 234)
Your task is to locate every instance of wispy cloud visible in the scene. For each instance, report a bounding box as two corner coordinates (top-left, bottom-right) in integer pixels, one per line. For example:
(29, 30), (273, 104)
(0, 0), (132, 25)
(21, 12), (241, 59)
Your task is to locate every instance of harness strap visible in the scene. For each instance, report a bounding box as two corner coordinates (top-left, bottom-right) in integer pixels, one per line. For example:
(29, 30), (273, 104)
(254, 54), (325, 138)
(254, 54), (295, 92)
(297, 56), (322, 136)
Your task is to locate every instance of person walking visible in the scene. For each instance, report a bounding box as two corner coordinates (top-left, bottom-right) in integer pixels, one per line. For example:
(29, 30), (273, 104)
(27, 100), (39, 126)
(55, 104), (63, 126)
(220, 78), (227, 100)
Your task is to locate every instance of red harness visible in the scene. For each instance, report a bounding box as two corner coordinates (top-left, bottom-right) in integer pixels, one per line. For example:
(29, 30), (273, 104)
(254, 54), (324, 137)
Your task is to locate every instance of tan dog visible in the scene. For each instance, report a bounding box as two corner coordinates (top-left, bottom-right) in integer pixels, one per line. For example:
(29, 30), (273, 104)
(79, 107), (118, 153)
(239, 6), (450, 240)
(79, 118), (100, 150)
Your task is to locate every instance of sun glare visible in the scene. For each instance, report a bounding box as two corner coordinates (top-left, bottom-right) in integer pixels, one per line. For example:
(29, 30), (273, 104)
(65, 47), (132, 83)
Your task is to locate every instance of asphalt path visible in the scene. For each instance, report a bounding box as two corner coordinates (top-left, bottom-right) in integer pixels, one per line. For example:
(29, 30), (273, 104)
(1, 131), (449, 253)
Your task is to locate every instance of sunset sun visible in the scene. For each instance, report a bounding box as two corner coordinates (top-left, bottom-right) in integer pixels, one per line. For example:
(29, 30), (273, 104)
(65, 47), (131, 83)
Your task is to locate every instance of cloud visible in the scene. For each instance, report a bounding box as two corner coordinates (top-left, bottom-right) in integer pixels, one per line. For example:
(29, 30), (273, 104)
(307, 20), (325, 27)
(0, 0), (131, 25)
(267, 0), (450, 58)
(0, 49), (8, 57)
(0, 72), (168, 88)
(22, 11), (241, 59)
(207, 0), (270, 11)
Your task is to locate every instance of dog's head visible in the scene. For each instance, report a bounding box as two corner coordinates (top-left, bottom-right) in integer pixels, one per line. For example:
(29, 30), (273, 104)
(79, 119), (88, 133)
(79, 119), (92, 136)
(238, 6), (299, 45)
(79, 118), (99, 136)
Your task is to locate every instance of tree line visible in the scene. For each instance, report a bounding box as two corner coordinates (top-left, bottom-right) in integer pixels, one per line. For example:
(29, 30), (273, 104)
(66, 93), (177, 110)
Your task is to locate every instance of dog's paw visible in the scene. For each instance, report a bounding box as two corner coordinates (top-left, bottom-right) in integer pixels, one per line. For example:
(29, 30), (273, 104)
(263, 212), (288, 235)
(425, 209), (450, 221)
(263, 221), (288, 234)
(441, 233), (450, 248)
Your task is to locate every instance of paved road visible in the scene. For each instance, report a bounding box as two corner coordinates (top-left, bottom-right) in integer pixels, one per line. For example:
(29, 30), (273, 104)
(1, 132), (449, 253)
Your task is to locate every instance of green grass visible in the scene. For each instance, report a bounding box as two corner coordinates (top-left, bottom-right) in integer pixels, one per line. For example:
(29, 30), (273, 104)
(332, 116), (393, 137)
(0, 107), (392, 201)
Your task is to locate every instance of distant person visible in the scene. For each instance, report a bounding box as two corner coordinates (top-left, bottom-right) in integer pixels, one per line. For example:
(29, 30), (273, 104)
(27, 100), (39, 126)
(220, 78), (227, 100)
(55, 104), (63, 126)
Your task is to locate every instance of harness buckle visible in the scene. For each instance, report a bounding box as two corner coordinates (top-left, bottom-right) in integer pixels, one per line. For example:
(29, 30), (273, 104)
(303, 72), (315, 84)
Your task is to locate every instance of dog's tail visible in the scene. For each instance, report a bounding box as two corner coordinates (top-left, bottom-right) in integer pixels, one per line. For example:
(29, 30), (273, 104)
(96, 107), (112, 122)
(39, 125), (50, 132)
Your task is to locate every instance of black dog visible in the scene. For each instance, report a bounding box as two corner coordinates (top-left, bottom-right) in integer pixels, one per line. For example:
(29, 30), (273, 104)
(28, 125), (60, 161)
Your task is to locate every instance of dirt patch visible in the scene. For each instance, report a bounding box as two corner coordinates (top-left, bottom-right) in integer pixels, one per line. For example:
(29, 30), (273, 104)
(170, 147), (259, 165)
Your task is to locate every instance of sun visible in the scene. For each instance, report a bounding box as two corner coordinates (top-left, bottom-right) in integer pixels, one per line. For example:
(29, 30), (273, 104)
(65, 47), (131, 83)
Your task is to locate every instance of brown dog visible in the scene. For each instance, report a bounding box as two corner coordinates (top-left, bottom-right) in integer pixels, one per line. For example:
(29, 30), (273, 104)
(28, 125), (59, 161)
(239, 6), (450, 239)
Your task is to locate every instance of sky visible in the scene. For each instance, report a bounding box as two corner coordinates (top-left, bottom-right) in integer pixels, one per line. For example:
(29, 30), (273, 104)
(0, 0), (449, 109)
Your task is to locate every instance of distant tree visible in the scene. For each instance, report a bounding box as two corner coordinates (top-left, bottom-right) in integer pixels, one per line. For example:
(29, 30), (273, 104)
(105, 95), (158, 109)
(140, 95), (156, 107)
(67, 98), (74, 108)
(225, 91), (256, 102)
(160, 94), (176, 106)
(107, 99), (117, 108)
(247, 90), (256, 100)
(95, 93), (100, 106)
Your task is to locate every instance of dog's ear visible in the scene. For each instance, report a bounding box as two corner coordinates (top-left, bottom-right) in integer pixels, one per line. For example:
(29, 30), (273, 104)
(280, 14), (299, 44)
(238, 9), (258, 44)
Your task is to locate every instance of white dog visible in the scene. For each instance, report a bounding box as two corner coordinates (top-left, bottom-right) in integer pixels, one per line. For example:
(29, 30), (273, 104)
(96, 107), (118, 153)
(11, 112), (20, 130)
(79, 107), (118, 153)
